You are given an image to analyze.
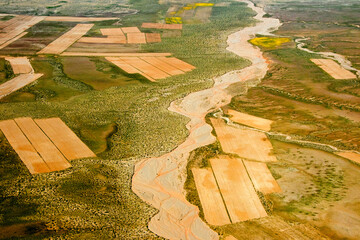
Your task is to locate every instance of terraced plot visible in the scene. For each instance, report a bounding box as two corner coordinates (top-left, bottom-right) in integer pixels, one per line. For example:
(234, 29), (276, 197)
(210, 118), (277, 162)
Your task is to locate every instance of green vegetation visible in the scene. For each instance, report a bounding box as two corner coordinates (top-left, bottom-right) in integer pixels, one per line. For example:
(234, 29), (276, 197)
(0, 58), (14, 84)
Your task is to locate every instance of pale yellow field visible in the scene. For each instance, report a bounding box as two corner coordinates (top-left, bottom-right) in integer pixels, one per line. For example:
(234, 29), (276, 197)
(0, 73), (43, 99)
(210, 118), (277, 162)
(311, 59), (357, 79)
(192, 168), (231, 226)
(227, 109), (273, 131)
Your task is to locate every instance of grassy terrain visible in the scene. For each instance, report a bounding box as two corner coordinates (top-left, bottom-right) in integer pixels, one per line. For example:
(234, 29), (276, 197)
(0, 0), (255, 238)
(0, 58), (14, 84)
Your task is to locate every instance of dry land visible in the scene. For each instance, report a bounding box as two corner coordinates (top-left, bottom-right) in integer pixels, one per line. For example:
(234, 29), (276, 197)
(227, 108), (273, 131)
(311, 59), (357, 79)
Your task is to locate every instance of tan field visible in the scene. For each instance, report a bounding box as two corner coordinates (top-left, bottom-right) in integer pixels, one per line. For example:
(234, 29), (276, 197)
(210, 155), (268, 222)
(0, 73), (43, 99)
(224, 236), (238, 240)
(158, 56), (195, 72)
(126, 32), (147, 44)
(210, 118), (277, 162)
(243, 160), (281, 194)
(140, 57), (184, 75)
(62, 52), (172, 57)
(227, 109), (273, 131)
(0, 120), (51, 174)
(335, 151), (360, 164)
(0, 32), (28, 49)
(100, 28), (125, 36)
(311, 59), (357, 79)
(35, 118), (96, 160)
(192, 168), (231, 226)
(106, 57), (155, 81)
(44, 16), (117, 22)
(0, 15), (45, 49)
(38, 24), (94, 54)
(14, 118), (71, 172)
(145, 33), (162, 43)
(121, 27), (141, 33)
(5, 57), (33, 74)
(120, 57), (170, 79)
(77, 36), (127, 44)
(141, 22), (183, 30)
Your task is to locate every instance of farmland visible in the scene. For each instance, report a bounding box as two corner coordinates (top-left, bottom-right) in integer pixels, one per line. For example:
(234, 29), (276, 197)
(0, 0), (255, 238)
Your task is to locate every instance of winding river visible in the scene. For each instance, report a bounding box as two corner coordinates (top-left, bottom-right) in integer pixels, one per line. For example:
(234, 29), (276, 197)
(132, 1), (282, 239)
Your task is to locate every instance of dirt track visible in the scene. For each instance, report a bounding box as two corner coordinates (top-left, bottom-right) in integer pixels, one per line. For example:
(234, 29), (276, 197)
(132, 0), (282, 239)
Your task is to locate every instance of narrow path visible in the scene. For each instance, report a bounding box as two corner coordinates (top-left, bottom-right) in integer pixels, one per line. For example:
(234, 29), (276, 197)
(132, 1), (282, 239)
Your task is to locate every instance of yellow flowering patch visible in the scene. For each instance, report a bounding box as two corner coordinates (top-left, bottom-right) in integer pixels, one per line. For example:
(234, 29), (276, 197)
(249, 37), (291, 48)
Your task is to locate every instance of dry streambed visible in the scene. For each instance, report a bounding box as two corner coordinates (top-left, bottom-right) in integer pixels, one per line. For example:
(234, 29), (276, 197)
(132, 1), (281, 239)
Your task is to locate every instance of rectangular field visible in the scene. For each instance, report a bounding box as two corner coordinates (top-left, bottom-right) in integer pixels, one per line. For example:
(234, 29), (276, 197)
(210, 118), (277, 162)
(0, 73), (43, 99)
(0, 120), (51, 174)
(210, 155), (267, 222)
(100, 28), (124, 36)
(120, 57), (170, 79)
(140, 57), (184, 75)
(77, 37), (126, 44)
(38, 24), (94, 54)
(141, 22), (182, 30)
(14, 118), (71, 172)
(121, 27), (141, 33)
(157, 57), (195, 72)
(5, 57), (33, 74)
(192, 168), (231, 226)
(35, 118), (96, 160)
(145, 33), (161, 43)
(243, 160), (281, 194)
(227, 109), (273, 131)
(0, 32), (28, 50)
(311, 59), (357, 79)
(126, 32), (147, 44)
(335, 152), (360, 164)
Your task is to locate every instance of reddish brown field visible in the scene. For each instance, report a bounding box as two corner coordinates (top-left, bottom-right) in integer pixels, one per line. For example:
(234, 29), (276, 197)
(14, 118), (71, 172)
(35, 118), (96, 160)
(0, 120), (51, 174)
(210, 155), (267, 222)
(335, 151), (360, 164)
(38, 24), (94, 54)
(145, 33), (162, 43)
(192, 168), (231, 226)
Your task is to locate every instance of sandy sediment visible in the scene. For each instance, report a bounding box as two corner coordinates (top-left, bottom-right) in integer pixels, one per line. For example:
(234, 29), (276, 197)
(132, 0), (281, 239)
